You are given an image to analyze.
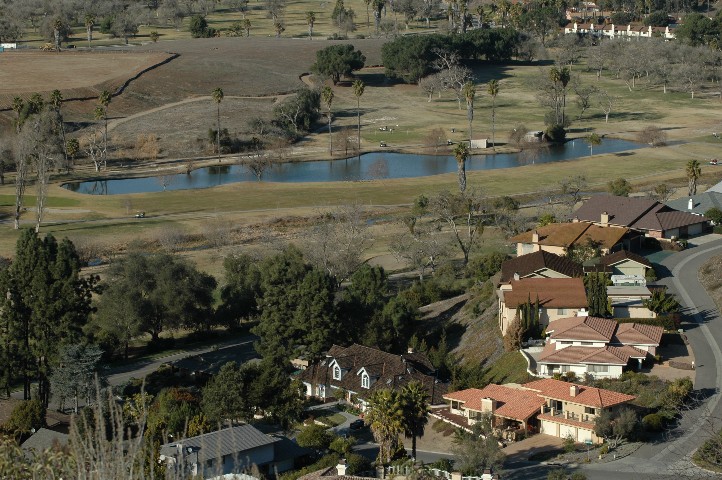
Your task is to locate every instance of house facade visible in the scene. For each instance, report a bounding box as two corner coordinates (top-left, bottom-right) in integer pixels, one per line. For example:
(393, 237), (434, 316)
(574, 195), (709, 239)
(535, 316), (662, 379)
(441, 379), (636, 444)
(498, 278), (588, 335)
(508, 222), (633, 258)
(299, 344), (447, 409)
(564, 22), (675, 39)
(584, 250), (652, 287)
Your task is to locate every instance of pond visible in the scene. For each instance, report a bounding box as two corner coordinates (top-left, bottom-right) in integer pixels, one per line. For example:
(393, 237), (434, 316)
(63, 138), (642, 195)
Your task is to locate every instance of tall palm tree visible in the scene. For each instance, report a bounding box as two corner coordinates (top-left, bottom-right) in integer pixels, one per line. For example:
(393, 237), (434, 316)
(487, 79), (499, 148)
(365, 389), (404, 465)
(462, 81), (475, 146)
(687, 159), (701, 196)
(85, 14), (95, 47)
(212, 87), (224, 162)
(453, 142), (469, 193)
(50, 90), (68, 167)
(11, 96), (24, 133)
(352, 79), (365, 154)
(321, 86), (334, 154)
(53, 18), (63, 52)
(306, 11), (316, 39)
(586, 133), (601, 156)
(400, 381), (430, 460)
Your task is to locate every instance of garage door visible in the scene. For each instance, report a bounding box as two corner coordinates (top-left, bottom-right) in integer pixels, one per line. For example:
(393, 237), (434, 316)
(689, 223), (704, 236)
(559, 424), (576, 440)
(541, 420), (557, 436)
(577, 428), (593, 443)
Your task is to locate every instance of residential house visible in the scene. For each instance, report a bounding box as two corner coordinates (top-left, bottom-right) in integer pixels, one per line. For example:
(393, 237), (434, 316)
(500, 250), (583, 285)
(440, 379), (636, 444)
(536, 316), (662, 378)
(298, 344), (447, 410)
(607, 285), (656, 318)
(564, 22), (675, 39)
(526, 378), (636, 443)
(498, 278), (588, 335)
(443, 384), (546, 439)
(583, 250), (653, 286)
(667, 194), (722, 220)
(574, 195), (709, 239)
(508, 222), (633, 258)
(159, 424), (306, 478)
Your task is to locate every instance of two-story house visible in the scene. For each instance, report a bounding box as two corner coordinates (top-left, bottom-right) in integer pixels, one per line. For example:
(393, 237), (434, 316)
(498, 278), (588, 335)
(299, 344), (448, 409)
(583, 250), (653, 287)
(536, 316), (663, 378)
(499, 250), (583, 285)
(441, 379), (636, 444)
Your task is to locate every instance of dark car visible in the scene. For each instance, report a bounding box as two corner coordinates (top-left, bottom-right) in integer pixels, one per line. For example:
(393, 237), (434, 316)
(349, 419), (364, 430)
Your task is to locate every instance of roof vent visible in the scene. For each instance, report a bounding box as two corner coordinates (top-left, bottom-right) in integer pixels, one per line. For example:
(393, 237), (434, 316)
(688, 198), (694, 211)
(513, 272), (520, 281)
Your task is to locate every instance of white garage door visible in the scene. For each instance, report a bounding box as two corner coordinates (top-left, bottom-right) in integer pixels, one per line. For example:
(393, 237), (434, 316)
(541, 420), (557, 436)
(577, 428), (593, 443)
(689, 223), (704, 235)
(559, 424), (576, 440)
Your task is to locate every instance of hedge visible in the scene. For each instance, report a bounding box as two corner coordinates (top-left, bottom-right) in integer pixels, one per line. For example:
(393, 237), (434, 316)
(616, 315), (680, 331)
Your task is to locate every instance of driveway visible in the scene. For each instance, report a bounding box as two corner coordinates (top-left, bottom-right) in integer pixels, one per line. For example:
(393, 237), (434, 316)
(582, 238), (722, 478)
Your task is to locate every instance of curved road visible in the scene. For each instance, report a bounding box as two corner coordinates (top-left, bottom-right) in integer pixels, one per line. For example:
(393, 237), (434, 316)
(581, 238), (722, 479)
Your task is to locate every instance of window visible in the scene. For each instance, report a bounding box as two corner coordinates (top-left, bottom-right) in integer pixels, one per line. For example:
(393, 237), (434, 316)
(588, 365), (609, 373)
(560, 341), (572, 346)
(317, 385), (325, 397)
(557, 308), (566, 315)
(560, 365), (570, 373)
(550, 400), (563, 411)
(333, 365), (341, 380)
(361, 373), (370, 389)
(584, 407), (596, 415)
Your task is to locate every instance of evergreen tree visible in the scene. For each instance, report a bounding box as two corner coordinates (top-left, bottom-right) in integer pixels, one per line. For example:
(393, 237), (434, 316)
(217, 253), (262, 328)
(586, 272), (609, 317)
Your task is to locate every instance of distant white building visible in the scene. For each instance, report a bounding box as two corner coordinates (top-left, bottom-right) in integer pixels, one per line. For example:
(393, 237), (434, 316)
(564, 23), (675, 40)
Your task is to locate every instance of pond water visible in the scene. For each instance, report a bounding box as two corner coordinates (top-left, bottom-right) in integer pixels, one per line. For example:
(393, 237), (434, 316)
(63, 138), (642, 195)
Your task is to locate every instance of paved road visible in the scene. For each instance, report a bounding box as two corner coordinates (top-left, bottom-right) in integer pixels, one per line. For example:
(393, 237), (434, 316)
(581, 238), (722, 479)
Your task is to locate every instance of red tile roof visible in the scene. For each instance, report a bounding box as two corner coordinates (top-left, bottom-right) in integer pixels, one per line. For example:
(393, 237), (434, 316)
(500, 251), (583, 283)
(443, 385), (545, 422)
(548, 316), (617, 342)
(501, 278), (588, 309)
(613, 323), (664, 345)
(523, 379), (636, 408)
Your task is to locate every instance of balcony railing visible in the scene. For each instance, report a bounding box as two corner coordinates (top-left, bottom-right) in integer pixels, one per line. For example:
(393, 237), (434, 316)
(542, 406), (596, 424)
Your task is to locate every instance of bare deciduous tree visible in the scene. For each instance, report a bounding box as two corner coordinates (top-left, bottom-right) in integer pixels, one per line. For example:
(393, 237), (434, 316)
(429, 189), (484, 266)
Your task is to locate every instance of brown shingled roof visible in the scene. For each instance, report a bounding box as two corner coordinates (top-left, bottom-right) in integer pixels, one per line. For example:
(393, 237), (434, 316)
(574, 195), (708, 233)
(547, 316), (617, 342)
(509, 223), (628, 250)
(598, 250), (652, 268)
(500, 251), (582, 283)
(523, 378), (636, 408)
(501, 278), (588, 309)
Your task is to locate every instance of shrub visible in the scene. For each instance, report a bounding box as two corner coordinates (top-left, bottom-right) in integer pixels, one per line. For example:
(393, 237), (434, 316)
(600, 444), (609, 455)
(466, 251), (508, 283)
(2, 400), (45, 436)
(616, 315), (680, 331)
(545, 124), (566, 143)
(563, 433), (576, 453)
(642, 413), (664, 431)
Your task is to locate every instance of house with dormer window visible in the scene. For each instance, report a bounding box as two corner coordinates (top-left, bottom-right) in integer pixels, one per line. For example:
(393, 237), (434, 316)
(299, 344), (448, 410)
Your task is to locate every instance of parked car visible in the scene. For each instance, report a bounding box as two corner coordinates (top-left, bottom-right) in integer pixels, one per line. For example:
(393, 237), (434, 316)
(349, 419), (364, 430)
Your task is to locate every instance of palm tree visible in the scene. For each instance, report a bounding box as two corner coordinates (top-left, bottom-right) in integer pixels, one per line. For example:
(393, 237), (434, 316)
(453, 142), (469, 193)
(212, 87), (224, 162)
(53, 18), (63, 52)
(85, 14), (95, 47)
(462, 81), (475, 146)
(11, 96), (24, 133)
(487, 79), (499, 148)
(50, 90), (68, 167)
(306, 11), (316, 39)
(586, 133), (601, 156)
(365, 389), (404, 465)
(352, 79), (365, 154)
(321, 86), (334, 154)
(400, 381), (430, 460)
(549, 66), (570, 125)
(98, 90), (112, 168)
(687, 159), (701, 196)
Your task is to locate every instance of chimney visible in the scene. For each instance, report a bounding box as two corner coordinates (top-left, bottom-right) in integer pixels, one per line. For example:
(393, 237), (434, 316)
(572, 216), (579, 223)
(481, 397), (497, 413)
(513, 272), (520, 281)
(336, 459), (347, 476)
(532, 230), (539, 243)
(407, 347), (414, 354)
(570, 384), (580, 397)
(600, 212), (609, 226)
(688, 198), (694, 211)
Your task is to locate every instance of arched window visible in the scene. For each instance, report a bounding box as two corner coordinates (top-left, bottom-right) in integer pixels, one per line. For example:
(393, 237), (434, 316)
(333, 365), (341, 380)
(362, 373), (370, 389)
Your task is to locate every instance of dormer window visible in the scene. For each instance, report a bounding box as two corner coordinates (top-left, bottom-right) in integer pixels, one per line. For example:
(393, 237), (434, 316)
(362, 373), (370, 389)
(333, 365), (341, 380)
